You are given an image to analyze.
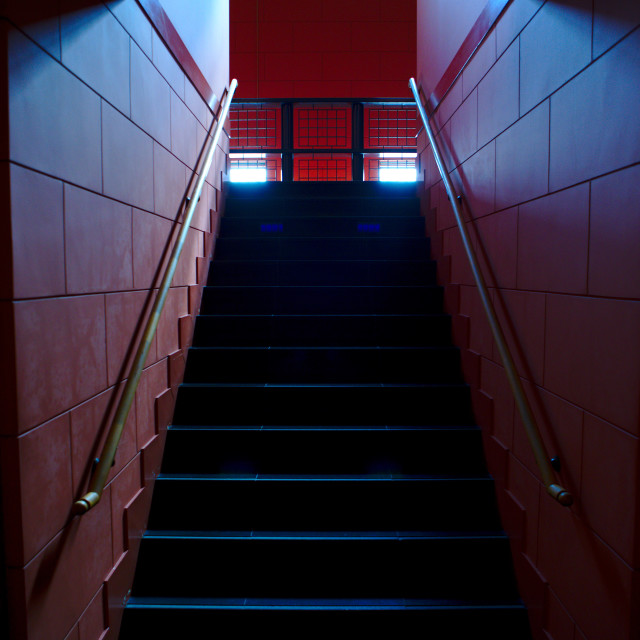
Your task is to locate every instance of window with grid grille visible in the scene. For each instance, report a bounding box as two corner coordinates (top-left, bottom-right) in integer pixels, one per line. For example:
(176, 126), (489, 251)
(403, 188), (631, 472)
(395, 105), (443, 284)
(364, 107), (418, 149)
(294, 106), (352, 149)
(294, 154), (352, 181)
(229, 107), (281, 149)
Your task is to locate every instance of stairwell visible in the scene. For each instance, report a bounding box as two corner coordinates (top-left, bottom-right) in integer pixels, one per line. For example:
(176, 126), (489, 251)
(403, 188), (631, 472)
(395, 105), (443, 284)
(119, 181), (531, 638)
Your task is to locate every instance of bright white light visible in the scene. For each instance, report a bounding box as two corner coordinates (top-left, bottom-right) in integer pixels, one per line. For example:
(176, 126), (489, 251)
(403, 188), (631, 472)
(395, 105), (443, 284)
(230, 167), (267, 182)
(379, 167), (416, 182)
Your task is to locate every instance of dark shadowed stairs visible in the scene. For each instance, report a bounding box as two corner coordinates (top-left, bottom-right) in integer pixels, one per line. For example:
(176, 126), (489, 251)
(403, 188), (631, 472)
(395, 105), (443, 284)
(120, 182), (532, 639)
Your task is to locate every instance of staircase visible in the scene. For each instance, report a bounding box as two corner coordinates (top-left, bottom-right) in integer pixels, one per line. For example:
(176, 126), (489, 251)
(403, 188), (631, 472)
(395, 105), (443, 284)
(119, 181), (531, 639)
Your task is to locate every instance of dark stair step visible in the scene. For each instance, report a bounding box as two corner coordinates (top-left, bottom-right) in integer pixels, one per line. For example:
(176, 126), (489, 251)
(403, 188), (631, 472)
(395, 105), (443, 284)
(172, 383), (474, 426)
(200, 285), (443, 315)
(183, 346), (462, 384)
(147, 476), (501, 532)
(192, 314), (453, 347)
(219, 216), (425, 238)
(226, 181), (419, 200)
(161, 426), (487, 476)
(208, 259), (437, 286)
(131, 533), (519, 600)
(213, 236), (429, 260)
(120, 598), (531, 640)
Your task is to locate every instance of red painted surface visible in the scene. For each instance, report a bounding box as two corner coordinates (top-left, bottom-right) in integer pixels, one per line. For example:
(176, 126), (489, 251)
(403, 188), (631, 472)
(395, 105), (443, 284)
(417, 2), (640, 639)
(430, 0), (511, 107)
(230, 0), (416, 99)
(0, 2), (229, 639)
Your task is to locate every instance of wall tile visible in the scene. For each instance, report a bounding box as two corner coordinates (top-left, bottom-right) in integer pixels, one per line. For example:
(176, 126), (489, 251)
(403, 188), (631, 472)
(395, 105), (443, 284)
(507, 456), (541, 561)
(105, 290), (156, 386)
(102, 102), (154, 211)
(462, 30), (496, 98)
(132, 208), (173, 289)
(107, 0), (153, 57)
(452, 141), (496, 218)
(61, 4), (130, 116)
(481, 357), (515, 448)
(493, 289), (546, 385)
(135, 360), (168, 449)
(512, 383), (583, 498)
(588, 164), (640, 299)
(517, 183), (589, 294)
(157, 286), (188, 358)
(184, 79), (209, 128)
(17, 491), (112, 640)
(473, 207), (518, 289)
(230, 0), (257, 22)
(153, 142), (187, 220)
(378, 51), (416, 81)
(230, 19), (257, 53)
(496, 0), (545, 56)
(593, 0), (640, 58)
(520, 0), (592, 115)
(495, 100), (549, 210)
(10, 164), (65, 299)
(152, 29), (184, 99)
(320, 0), (377, 22)
(433, 77), (462, 131)
(258, 20), (293, 53)
(13, 414), (73, 566)
(449, 89), (478, 167)
(77, 587), (106, 640)
(8, 29), (102, 191)
(544, 295), (640, 435)
(0, 302), (18, 434)
(69, 385), (137, 498)
(294, 21), (352, 53)
(130, 41), (171, 148)
(545, 588), (577, 640)
(322, 52), (379, 82)
(109, 456), (141, 562)
(477, 39), (519, 147)
(550, 28), (640, 191)
(14, 296), (107, 431)
(3, 4), (61, 59)
(581, 413), (639, 566)
(170, 90), (198, 168)
(460, 285), (493, 359)
(538, 497), (634, 640)
(64, 185), (133, 295)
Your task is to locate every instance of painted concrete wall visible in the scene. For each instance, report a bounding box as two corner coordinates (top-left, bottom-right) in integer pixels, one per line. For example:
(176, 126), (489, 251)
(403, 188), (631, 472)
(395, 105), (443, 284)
(0, 1), (229, 638)
(230, 0), (416, 99)
(417, 1), (640, 639)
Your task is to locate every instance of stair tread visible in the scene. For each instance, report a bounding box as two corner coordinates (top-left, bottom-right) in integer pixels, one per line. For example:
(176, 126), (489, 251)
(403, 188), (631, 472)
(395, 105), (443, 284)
(143, 531), (507, 540)
(127, 596), (526, 609)
(157, 474), (493, 481)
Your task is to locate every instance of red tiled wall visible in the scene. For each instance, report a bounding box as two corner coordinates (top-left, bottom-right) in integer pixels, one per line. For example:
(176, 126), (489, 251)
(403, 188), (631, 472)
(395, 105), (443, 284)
(417, 2), (640, 639)
(230, 0), (416, 99)
(0, 2), (229, 639)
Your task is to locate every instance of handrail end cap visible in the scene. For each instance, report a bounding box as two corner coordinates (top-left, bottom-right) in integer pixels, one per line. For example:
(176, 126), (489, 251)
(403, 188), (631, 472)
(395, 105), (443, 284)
(72, 492), (101, 516)
(548, 484), (573, 507)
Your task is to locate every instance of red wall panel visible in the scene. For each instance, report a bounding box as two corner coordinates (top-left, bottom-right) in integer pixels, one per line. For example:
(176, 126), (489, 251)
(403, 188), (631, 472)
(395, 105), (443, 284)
(231, 0), (417, 99)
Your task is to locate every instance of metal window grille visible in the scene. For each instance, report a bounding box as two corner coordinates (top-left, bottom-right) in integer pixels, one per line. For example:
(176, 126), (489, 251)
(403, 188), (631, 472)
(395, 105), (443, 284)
(230, 153), (282, 181)
(364, 153), (417, 181)
(294, 106), (352, 149)
(364, 107), (418, 149)
(294, 154), (352, 181)
(229, 107), (281, 149)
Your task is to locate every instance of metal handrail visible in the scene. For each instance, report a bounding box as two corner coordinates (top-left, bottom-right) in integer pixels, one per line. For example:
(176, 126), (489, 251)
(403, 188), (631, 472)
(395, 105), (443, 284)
(73, 79), (238, 515)
(409, 78), (572, 506)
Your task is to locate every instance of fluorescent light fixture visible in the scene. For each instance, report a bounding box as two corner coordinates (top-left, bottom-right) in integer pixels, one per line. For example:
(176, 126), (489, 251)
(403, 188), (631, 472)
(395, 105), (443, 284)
(379, 167), (416, 182)
(230, 167), (267, 182)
